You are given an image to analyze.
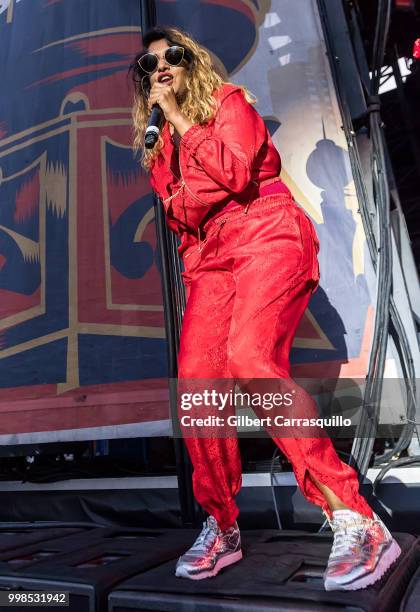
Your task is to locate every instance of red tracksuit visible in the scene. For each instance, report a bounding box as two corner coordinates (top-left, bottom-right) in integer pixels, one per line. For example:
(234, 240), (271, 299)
(150, 83), (373, 529)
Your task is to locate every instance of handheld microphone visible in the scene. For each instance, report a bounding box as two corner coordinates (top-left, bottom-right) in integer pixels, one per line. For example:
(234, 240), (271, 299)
(145, 104), (164, 149)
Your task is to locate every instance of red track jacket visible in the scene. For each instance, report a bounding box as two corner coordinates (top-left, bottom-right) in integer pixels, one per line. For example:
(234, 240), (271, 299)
(149, 82), (288, 255)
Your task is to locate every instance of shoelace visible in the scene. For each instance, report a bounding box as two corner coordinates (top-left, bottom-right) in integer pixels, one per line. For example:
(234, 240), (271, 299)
(191, 518), (219, 551)
(330, 523), (366, 557)
(329, 515), (383, 557)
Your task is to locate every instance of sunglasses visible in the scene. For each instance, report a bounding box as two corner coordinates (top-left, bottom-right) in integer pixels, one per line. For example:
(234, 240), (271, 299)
(137, 45), (186, 75)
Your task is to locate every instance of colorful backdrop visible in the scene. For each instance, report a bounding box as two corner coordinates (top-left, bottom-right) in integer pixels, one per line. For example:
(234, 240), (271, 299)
(0, 0), (388, 442)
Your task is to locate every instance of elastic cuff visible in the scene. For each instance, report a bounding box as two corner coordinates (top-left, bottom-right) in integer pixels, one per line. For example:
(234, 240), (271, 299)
(216, 504), (239, 531)
(180, 124), (208, 154)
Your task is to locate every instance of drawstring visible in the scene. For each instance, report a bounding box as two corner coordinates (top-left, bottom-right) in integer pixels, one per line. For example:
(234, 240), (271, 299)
(162, 179), (185, 205)
(198, 219), (226, 253)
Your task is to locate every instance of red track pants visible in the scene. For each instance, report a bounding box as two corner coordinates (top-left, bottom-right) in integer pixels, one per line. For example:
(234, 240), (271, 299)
(177, 192), (373, 530)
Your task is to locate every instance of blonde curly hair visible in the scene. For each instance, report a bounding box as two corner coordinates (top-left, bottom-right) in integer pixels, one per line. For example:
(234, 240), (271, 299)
(130, 26), (257, 170)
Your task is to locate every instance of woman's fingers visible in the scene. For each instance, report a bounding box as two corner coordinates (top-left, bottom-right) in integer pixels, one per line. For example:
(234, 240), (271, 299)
(147, 84), (178, 119)
(147, 95), (157, 111)
(147, 83), (172, 111)
(151, 81), (173, 92)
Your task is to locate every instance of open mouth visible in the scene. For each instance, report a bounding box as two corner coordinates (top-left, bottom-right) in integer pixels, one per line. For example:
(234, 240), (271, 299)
(158, 74), (174, 84)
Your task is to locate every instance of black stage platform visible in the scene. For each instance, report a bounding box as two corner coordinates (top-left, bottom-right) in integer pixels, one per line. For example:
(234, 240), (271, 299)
(401, 564), (420, 612)
(0, 526), (86, 554)
(0, 526), (417, 611)
(109, 530), (419, 612)
(0, 527), (192, 611)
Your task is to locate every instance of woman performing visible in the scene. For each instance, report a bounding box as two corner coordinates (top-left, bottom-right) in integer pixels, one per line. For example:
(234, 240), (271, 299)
(130, 26), (401, 591)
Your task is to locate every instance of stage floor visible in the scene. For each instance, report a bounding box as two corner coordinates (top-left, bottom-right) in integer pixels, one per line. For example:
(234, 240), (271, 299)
(0, 525), (417, 611)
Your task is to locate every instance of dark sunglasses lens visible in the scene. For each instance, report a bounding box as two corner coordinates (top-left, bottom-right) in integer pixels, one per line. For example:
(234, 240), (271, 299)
(165, 46), (184, 65)
(141, 76), (150, 94)
(138, 53), (158, 73)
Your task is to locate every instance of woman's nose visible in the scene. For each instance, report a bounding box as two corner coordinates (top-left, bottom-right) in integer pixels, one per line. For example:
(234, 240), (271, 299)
(157, 55), (169, 69)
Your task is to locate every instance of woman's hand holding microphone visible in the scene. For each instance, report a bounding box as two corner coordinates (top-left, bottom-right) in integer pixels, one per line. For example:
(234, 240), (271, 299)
(147, 81), (193, 138)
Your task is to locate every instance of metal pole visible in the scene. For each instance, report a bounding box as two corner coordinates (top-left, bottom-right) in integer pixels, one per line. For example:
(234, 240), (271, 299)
(140, 0), (197, 527)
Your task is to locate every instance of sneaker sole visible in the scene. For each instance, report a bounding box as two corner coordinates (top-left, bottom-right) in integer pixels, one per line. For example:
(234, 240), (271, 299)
(324, 538), (402, 591)
(175, 549), (243, 580)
